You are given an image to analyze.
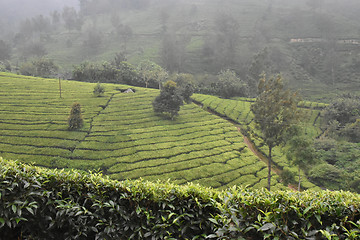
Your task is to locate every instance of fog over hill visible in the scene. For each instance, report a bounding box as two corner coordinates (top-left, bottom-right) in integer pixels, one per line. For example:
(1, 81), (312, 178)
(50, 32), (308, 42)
(0, 0), (78, 21)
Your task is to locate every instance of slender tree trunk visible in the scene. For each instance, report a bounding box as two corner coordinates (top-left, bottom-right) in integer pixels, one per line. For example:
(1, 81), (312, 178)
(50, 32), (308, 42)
(267, 146), (272, 191)
(298, 167), (301, 192)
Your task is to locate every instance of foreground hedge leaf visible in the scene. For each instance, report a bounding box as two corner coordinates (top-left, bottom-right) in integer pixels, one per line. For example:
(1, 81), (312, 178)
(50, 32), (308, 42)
(0, 158), (359, 240)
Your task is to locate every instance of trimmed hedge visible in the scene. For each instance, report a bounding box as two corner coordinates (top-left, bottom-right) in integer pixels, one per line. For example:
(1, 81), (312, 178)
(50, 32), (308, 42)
(0, 158), (218, 240)
(1, 158), (360, 240)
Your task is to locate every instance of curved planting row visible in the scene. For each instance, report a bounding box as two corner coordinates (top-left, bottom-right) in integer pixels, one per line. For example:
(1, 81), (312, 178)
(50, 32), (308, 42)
(192, 94), (322, 190)
(0, 72), (285, 190)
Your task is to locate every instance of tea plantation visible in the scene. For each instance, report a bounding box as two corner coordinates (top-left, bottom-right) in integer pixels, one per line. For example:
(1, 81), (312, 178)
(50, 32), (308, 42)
(1, 158), (359, 239)
(0, 72), (317, 190)
(192, 94), (326, 190)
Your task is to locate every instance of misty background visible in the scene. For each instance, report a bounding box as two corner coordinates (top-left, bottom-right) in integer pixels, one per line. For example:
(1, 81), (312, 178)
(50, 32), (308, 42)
(0, 0), (360, 101)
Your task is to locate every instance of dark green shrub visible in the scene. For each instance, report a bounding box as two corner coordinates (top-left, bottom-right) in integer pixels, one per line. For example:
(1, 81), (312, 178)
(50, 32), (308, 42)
(216, 69), (249, 98)
(280, 168), (295, 187)
(68, 102), (83, 130)
(308, 163), (346, 191)
(93, 82), (105, 97)
(172, 73), (195, 103)
(153, 81), (184, 120)
(19, 58), (59, 78)
(322, 94), (360, 142)
(0, 158), (359, 240)
(0, 158), (218, 240)
(72, 60), (141, 86)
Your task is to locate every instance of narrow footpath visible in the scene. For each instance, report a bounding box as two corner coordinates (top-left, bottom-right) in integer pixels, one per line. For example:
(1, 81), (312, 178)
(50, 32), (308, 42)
(192, 100), (296, 190)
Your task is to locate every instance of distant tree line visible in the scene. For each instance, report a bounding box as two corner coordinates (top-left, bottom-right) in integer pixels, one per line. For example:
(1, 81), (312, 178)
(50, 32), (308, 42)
(79, 0), (151, 16)
(72, 54), (252, 99)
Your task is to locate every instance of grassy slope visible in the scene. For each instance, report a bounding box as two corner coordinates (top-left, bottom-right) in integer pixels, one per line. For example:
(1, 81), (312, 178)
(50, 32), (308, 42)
(1, 72), (317, 190)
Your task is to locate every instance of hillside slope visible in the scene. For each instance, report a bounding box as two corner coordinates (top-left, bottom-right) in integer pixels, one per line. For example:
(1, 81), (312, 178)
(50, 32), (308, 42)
(0, 73), (322, 190)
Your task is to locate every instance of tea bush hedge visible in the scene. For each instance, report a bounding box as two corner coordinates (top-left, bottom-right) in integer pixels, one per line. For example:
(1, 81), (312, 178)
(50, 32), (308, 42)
(0, 158), (218, 239)
(1, 158), (359, 240)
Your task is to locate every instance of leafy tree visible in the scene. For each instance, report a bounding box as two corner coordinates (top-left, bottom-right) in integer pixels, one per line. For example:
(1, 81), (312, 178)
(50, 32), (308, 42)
(322, 94), (360, 142)
(308, 163), (346, 191)
(31, 15), (51, 35)
(137, 60), (168, 88)
(251, 74), (300, 190)
(112, 52), (127, 68)
(68, 102), (84, 130)
(172, 73), (195, 103)
(0, 40), (11, 61)
(18, 18), (35, 40)
(314, 137), (360, 193)
(342, 119), (360, 142)
(246, 48), (273, 97)
(73, 60), (141, 85)
(202, 13), (240, 72)
(160, 31), (189, 73)
(19, 58), (59, 78)
(217, 69), (248, 98)
(83, 29), (103, 55)
(286, 132), (316, 191)
(21, 42), (47, 59)
(115, 61), (141, 86)
(73, 61), (116, 83)
(323, 94), (360, 127)
(0, 61), (11, 72)
(280, 168), (295, 187)
(153, 80), (184, 120)
(116, 24), (133, 51)
(62, 6), (83, 31)
(93, 82), (105, 97)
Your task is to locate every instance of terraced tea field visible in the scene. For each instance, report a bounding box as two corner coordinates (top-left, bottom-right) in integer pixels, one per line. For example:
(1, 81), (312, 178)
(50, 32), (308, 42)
(192, 94), (325, 190)
(0, 73), (321, 190)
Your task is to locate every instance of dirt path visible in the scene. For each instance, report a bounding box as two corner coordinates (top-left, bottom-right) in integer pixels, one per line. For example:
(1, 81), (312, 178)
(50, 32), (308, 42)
(237, 128), (297, 191)
(237, 127), (282, 175)
(191, 100), (297, 190)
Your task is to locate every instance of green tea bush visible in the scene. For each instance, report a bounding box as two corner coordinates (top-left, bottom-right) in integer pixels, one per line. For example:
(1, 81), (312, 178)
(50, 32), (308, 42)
(68, 102), (84, 130)
(93, 82), (105, 97)
(210, 187), (360, 240)
(1, 158), (359, 240)
(0, 158), (218, 240)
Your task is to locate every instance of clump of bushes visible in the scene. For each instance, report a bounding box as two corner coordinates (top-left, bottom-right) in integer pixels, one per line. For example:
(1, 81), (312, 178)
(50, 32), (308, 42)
(153, 80), (184, 120)
(0, 158), (218, 240)
(0, 158), (359, 240)
(19, 58), (59, 78)
(68, 102), (83, 130)
(93, 82), (105, 97)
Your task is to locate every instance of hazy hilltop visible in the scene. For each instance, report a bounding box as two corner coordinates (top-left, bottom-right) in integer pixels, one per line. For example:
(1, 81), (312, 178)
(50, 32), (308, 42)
(0, 0), (78, 20)
(0, 0), (78, 35)
(0, 0), (360, 100)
